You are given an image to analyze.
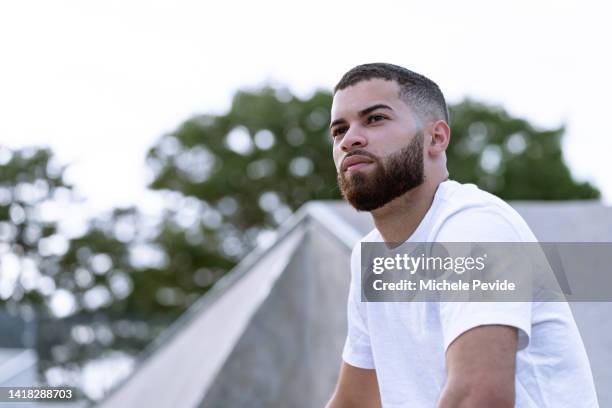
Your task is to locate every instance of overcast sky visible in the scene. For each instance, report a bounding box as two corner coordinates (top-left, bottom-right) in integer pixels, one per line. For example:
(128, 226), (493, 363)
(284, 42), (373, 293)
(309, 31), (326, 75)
(1, 0), (611, 218)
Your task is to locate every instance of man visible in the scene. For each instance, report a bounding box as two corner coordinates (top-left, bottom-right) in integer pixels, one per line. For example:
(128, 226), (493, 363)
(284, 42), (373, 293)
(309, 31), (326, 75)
(325, 63), (598, 407)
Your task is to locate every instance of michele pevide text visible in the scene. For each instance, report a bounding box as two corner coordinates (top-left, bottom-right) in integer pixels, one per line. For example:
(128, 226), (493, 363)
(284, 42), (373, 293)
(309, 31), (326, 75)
(372, 279), (517, 292)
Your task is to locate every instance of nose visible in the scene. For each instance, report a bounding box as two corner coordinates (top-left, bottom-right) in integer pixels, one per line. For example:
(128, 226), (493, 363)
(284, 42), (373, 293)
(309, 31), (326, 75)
(339, 126), (367, 153)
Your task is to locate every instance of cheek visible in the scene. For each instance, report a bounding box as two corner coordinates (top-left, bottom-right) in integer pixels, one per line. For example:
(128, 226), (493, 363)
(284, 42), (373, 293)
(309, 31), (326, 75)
(376, 127), (411, 151)
(332, 147), (342, 170)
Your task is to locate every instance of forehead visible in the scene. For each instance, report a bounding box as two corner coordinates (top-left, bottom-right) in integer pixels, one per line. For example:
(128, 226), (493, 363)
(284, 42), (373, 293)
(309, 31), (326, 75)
(331, 78), (404, 119)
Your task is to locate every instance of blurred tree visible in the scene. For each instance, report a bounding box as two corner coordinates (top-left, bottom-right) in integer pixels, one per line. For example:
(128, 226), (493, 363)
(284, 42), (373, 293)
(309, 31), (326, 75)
(0, 145), (71, 316)
(147, 87), (340, 258)
(448, 100), (599, 199)
(37, 205), (234, 400)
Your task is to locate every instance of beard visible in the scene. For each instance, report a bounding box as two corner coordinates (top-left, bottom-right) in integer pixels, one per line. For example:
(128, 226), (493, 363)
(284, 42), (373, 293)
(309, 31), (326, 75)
(337, 131), (424, 212)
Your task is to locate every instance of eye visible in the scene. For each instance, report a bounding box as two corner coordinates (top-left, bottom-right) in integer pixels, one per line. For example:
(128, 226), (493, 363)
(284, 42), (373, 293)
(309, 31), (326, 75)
(367, 114), (386, 124)
(331, 126), (348, 138)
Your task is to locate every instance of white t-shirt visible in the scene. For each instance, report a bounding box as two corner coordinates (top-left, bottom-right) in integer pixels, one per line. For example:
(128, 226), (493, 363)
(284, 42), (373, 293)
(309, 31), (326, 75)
(342, 180), (599, 407)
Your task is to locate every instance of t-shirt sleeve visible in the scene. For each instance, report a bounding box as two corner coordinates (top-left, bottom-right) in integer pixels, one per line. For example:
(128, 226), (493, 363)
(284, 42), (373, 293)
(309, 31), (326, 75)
(341, 245), (375, 369)
(440, 301), (531, 351)
(435, 206), (533, 351)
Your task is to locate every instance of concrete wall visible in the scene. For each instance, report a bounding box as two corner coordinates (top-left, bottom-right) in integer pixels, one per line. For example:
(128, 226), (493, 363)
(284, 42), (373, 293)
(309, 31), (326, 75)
(199, 220), (350, 408)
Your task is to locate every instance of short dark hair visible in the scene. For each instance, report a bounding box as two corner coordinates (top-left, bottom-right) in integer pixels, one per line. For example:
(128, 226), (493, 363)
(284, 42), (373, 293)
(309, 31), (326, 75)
(334, 63), (449, 125)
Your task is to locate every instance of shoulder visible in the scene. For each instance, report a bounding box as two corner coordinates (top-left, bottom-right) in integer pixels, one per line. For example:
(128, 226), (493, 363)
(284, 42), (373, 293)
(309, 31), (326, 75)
(432, 180), (537, 242)
(351, 228), (381, 253)
(349, 228), (381, 269)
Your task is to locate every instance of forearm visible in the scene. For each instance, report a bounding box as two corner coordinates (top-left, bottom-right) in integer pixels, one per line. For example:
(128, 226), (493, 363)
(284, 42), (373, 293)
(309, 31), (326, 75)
(324, 395), (338, 408)
(326, 362), (381, 408)
(325, 394), (347, 408)
(437, 380), (514, 408)
(440, 325), (518, 408)
(325, 389), (381, 408)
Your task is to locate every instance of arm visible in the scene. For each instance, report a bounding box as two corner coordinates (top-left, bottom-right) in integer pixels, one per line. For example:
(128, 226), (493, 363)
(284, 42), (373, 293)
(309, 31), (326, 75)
(437, 325), (518, 408)
(326, 362), (381, 408)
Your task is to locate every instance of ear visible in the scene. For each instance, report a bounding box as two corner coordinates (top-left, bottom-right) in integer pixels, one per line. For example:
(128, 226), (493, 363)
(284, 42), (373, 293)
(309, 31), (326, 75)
(427, 120), (450, 156)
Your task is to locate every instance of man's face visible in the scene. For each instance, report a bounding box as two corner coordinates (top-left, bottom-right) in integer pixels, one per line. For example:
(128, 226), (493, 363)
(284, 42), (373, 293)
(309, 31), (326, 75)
(330, 79), (425, 211)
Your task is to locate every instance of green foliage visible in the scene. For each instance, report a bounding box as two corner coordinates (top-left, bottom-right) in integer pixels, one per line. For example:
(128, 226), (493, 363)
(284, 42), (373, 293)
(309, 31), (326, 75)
(448, 100), (599, 200)
(148, 88), (339, 237)
(0, 146), (71, 309)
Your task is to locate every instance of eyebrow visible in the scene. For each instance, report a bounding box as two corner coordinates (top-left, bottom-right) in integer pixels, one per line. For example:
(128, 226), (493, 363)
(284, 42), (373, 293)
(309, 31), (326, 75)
(329, 104), (394, 129)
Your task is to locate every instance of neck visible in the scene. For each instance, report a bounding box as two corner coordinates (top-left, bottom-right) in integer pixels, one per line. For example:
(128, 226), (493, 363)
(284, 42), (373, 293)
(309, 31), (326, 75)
(370, 175), (446, 243)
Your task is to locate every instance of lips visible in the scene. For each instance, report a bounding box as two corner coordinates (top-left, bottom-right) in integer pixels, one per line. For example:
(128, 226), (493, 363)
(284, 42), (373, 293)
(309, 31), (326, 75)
(341, 155), (374, 172)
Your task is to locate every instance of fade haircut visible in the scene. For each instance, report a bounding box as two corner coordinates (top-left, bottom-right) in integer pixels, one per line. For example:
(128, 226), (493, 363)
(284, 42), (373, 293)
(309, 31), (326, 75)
(334, 63), (450, 126)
